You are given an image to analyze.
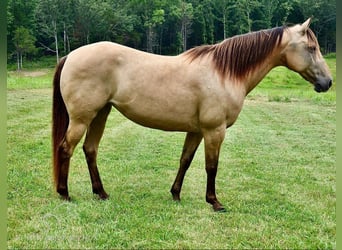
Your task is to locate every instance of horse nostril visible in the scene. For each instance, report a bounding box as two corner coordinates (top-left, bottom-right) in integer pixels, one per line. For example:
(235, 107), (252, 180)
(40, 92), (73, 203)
(328, 79), (332, 88)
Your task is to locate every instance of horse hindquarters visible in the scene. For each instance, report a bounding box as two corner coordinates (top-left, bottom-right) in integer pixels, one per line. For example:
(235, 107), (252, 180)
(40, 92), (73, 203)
(52, 58), (86, 199)
(53, 56), (113, 200)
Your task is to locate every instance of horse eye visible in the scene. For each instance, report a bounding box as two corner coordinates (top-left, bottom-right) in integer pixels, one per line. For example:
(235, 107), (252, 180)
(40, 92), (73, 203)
(308, 46), (316, 53)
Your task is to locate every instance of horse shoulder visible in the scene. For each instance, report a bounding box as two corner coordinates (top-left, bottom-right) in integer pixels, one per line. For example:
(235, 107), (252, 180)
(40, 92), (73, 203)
(197, 81), (245, 130)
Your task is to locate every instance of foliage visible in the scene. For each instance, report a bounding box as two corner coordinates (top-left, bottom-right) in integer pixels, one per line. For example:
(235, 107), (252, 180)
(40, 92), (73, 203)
(12, 26), (37, 70)
(7, 0), (336, 62)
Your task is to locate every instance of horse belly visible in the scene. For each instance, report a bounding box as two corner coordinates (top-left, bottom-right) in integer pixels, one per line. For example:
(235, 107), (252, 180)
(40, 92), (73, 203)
(111, 96), (200, 132)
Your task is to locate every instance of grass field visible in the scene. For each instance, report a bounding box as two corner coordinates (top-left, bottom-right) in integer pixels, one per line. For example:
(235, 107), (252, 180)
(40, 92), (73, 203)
(7, 56), (336, 249)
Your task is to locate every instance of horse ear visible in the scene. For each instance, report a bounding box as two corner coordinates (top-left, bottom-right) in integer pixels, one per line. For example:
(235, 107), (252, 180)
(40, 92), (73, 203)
(300, 18), (311, 34)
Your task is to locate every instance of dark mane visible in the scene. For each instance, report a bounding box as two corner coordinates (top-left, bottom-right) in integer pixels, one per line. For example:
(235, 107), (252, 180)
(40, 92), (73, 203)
(184, 26), (286, 80)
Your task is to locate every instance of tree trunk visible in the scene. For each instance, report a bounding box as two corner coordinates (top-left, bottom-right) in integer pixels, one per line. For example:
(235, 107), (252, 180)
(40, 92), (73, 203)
(55, 32), (59, 63)
(53, 20), (59, 63)
(63, 23), (66, 55)
(86, 32), (90, 44)
(181, 21), (185, 51)
(17, 51), (20, 71)
(223, 11), (226, 39)
(246, 11), (251, 33)
(67, 34), (70, 53)
(147, 26), (153, 53)
(159, 27), (163, 54)
(20, 53), (23, 70)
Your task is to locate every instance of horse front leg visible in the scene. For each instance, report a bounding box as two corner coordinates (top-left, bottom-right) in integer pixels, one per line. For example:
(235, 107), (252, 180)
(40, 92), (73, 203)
(171, 132), (203, 201)
(203, 126), (226, 212)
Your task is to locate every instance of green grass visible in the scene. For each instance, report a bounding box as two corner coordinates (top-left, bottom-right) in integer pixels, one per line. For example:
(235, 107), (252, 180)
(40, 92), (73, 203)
(7, 56), (57, 90)
(7, 69), (54, 90)
(7, 56), (336, 249)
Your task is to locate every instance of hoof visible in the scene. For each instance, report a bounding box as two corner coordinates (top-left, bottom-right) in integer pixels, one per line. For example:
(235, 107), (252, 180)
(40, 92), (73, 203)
(172, 196), (181, 202)
(93, 187), (109, 200)
(98, 192), (109, 200)
(60, 194), (71, 201)
(171, 194), (181, 202)
(214, 207), (227, 213)
(170, 189), (181, 201)
(57, 187), (70, 201)
(94, 190), (109, 200)
(213, 203), (227, 212)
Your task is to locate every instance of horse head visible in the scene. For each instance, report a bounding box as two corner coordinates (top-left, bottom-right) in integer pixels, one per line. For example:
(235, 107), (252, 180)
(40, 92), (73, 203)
(281, 18), (332, 92)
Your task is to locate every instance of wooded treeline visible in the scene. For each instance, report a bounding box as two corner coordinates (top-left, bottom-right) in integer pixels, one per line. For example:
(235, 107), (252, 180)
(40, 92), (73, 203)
(7, 0), (335, 69)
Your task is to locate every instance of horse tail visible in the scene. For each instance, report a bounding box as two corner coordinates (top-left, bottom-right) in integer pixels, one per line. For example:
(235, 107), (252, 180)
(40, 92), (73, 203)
(52, 56), (68, 188)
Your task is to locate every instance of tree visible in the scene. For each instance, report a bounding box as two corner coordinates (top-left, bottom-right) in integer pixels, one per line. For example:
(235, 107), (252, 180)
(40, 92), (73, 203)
(7, 0), (336, 61)
(13, 27), (37, 70)
(146, 8), (165, 52)
(74, 0), (112, 45)
(296, 0), (336, 53)
(276, 0), (294, 25)
(238, 0), (261, 32)
(128, 0), (166, 53)
(35, 0), (61, 63)
(213, 0), (233, 39)
(7, 0), (38, 61)
(60, 0), (78, 54)
(179, 2), (193, 51)
(169, 1), (193, 52)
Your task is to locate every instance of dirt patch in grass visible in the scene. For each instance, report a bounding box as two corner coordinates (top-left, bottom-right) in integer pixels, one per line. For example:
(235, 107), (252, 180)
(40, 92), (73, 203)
(10, 70), (49, 77)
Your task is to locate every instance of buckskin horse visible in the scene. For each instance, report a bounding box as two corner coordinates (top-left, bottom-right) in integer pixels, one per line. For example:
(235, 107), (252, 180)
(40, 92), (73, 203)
(52, 18), (332, 211)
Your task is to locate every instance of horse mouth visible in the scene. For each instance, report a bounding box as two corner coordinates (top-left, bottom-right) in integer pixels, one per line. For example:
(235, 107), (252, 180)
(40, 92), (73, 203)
(314, 79), (332, 93)
(301, 72), (332, 93)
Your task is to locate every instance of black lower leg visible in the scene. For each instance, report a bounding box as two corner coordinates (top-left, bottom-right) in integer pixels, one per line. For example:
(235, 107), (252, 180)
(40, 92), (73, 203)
(206, 166), (225, 212)
(84, 147), (108, 200)
(57, 145), (71, 201)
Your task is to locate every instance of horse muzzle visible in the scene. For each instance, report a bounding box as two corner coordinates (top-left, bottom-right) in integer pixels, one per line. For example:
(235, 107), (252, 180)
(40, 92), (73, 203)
(314, 77), (332, 93)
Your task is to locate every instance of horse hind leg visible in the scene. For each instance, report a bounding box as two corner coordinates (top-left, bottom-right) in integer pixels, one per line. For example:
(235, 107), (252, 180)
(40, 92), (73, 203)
(83, 104), (112, 200)
(171, 132), (203, 201)
(57, 121), (87, 200)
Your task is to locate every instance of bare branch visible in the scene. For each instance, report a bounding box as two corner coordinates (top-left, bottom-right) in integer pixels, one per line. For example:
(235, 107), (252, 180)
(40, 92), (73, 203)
(38, 42), (56, 53)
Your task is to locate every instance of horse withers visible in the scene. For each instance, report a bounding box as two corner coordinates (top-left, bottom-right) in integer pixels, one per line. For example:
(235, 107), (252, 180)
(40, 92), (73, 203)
(52, 18), (332, 211)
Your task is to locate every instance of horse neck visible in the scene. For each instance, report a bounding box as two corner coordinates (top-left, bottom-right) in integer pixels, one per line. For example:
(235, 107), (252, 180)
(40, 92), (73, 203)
(242, 29), (293, 95)
(242, 45), (286, 95)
